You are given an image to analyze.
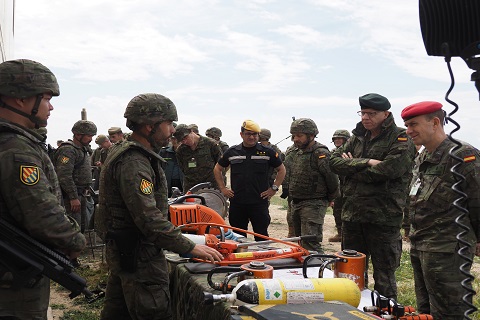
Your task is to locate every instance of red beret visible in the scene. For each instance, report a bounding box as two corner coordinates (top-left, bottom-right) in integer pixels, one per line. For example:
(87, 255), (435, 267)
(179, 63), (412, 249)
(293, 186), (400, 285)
(401, 101), (443, 121)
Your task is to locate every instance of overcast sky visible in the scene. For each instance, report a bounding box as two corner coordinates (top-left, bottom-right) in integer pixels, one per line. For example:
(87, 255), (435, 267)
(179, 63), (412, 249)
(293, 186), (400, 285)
(14, 0), (480, 150)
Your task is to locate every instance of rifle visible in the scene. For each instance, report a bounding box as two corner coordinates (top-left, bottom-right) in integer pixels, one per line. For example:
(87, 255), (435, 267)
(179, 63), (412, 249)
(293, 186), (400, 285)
(0, 218), (93, 299)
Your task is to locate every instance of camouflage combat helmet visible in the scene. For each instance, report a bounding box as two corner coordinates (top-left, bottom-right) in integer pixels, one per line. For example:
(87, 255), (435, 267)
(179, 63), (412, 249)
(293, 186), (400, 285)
(205, 127), (222, 138)
(290, 118), (319, 136)
(72, 120), (97, 135)
(332, 129), (350, 140)
(124, 93), (178, 129)
(259, 128), (271, 141)
(173, 124), (191, 141)
(0, 59), (60, 98)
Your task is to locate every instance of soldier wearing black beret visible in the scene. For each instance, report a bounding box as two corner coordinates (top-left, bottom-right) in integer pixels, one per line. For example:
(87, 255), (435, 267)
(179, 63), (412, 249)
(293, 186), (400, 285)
(330, 93), (416, 300)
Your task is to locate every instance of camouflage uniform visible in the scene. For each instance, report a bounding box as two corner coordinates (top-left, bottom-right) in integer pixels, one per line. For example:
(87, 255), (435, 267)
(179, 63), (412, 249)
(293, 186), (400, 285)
(218, 140), (229, 153)
(329, 129), (350, 241)
(0, 59), (86, 319)
(205, 127), (229, 153)
(54, 139), (93, 231)
(330, 112), (415, 299)
(175, 135), (222, 191)
(284, 120), (339, 253)
(281, 144), (296, 237)
(409, 138), (480, 319)
(97, 93), (196, 320)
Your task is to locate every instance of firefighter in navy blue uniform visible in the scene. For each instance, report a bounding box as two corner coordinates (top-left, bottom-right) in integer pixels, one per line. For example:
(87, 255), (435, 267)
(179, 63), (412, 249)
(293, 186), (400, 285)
(214, 120), (286, 241)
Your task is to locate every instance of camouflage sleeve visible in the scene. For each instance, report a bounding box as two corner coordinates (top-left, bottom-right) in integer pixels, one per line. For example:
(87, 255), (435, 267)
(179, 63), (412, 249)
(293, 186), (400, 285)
(459, 148), (480, 241)
(115, 152), (195, 254)
(211, 140), (222, 162)
(175, 147), (186, 173)
(351, 132), (415, 183)
(316, 151), (339, 201)
(54, 146), (78, 199)
(329, 136), (370, 175)
(0, 152), (86, 252)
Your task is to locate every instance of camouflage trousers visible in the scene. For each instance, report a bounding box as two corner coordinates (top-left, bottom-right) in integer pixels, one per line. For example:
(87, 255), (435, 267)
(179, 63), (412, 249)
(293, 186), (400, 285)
(100, 242), (172, 320)
(332, 196), (344, 230)
(0, 274), (50, 319)
(342, 221), (401, 300)
(291, 198), (328, 253)
(286, 198), (294, 230)
(410, 247), (473, 319)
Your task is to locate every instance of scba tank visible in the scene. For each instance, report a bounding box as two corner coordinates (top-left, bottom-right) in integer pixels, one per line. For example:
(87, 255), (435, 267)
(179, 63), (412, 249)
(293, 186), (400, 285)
(229, 278), (361, 307)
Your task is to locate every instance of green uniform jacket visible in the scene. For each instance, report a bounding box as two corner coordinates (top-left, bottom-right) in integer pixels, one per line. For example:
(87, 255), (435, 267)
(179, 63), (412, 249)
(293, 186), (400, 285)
(176, 135), (222, 191)
(53, 140), (92, 200)
(329, 114), (415, 227)
(0, 119), (85, 251)
(97, 138), (195, 254)
(410, 138), (480, 252)
(284, 142), (339, 201)
(219, 140), (229, 153)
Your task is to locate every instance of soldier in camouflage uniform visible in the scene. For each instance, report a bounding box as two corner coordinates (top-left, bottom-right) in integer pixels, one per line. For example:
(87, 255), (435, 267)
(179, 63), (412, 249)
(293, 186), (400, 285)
(280, 143), (296, 237)
(97, 93), (222, 320)
(0, 59), (86, 319)
(108, 126), (124, 143)
(283, 119), (339, 253)
(330, 93), (415, 300)
(259, 128), (286, 186)
(328, 129), (350, 243)
(174, 124), (222, 191)
(402, 101), (480, 319)
(205, 126), (229, 153)
(53, 120), (97, 233)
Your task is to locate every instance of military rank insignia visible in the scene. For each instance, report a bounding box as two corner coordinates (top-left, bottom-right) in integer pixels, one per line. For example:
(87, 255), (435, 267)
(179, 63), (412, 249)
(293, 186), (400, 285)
(140, 179), (153, 195)
(60, 156), (70, 164)
(397, 137), (408, 142)
(464, 155), (476, 163)
(318, 155), (326, 159)
(20, 165), (40, 185)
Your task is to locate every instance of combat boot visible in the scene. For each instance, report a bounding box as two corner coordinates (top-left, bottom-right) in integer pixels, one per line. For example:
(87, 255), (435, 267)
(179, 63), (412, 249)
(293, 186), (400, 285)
(328, 228), (342, 242)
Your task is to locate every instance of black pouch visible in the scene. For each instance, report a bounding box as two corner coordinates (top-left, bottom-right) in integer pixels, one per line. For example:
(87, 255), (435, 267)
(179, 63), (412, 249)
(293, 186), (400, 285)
(106, 229), (141, 273)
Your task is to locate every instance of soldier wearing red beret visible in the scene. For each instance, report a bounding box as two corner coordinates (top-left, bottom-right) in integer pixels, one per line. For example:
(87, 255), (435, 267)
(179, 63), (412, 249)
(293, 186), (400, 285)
(402, 101), (480, 320)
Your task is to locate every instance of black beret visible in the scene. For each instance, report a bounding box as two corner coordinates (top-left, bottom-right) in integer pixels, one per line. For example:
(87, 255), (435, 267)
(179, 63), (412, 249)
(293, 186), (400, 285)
(359, 93), (391, 111)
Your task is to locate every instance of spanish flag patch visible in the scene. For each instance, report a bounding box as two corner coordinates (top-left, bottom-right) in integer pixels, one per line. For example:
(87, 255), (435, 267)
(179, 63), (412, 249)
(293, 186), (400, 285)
(397, 137), (408, 142)
(319, 155), (326, 159)
(60, 156), (70, 164)
(464, 155), (476, 163)
(20, 165), (40, 185)
(140, 179), (153, 195)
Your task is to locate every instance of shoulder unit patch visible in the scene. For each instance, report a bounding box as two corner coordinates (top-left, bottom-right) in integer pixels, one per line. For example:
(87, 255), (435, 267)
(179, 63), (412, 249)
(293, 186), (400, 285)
(140, 179), (154, 195)
(60, 156), (70, 164)
(20, 165), (40, 185)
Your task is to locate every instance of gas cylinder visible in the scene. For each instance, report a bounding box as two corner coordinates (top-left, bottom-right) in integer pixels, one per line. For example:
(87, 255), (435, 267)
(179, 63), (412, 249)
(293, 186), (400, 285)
(204, 277), (361, 307)
(333, 249), (366, 291)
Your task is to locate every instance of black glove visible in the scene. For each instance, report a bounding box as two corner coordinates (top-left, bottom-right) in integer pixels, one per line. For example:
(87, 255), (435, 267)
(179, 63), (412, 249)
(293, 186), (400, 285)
(280, 188), (289, 199)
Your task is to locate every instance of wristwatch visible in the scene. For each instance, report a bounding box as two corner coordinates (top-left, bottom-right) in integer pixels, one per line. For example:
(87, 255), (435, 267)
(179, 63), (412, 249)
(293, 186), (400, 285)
(271, 185), (279, 191)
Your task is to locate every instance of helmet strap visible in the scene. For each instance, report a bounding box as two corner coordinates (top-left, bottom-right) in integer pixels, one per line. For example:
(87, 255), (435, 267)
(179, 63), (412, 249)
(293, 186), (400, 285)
(0, 94), (45, 129)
